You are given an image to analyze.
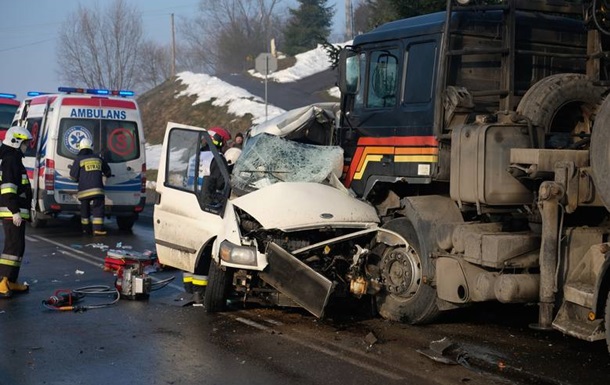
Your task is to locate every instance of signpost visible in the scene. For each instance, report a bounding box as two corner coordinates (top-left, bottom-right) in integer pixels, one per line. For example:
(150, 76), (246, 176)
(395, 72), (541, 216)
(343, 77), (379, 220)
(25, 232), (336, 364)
(255, 53), (278, 120)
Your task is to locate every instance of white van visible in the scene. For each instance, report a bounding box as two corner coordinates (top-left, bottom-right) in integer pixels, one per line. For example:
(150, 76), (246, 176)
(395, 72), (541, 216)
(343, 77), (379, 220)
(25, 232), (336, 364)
(12, 87), (147, 230)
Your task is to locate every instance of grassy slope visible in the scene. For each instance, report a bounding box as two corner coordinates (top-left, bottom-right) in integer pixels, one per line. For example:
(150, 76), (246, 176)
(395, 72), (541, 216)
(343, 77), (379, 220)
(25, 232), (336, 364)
(137, 76), (255, 146)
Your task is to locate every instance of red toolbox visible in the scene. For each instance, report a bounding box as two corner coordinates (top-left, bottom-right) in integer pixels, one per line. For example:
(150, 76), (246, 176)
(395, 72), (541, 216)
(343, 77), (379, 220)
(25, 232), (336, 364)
(104, 249), (158, 272)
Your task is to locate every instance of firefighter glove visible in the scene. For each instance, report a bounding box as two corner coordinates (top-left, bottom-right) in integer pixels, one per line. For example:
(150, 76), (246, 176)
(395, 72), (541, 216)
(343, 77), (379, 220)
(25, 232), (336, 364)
(12, 213), (22, 227)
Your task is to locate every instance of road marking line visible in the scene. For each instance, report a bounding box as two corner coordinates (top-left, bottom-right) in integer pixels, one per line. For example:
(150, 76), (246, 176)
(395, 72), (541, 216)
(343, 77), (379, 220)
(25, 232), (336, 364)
(28, 234), (179, 287)
(226, 312), (406, 381)
(235, 317), (273, 331)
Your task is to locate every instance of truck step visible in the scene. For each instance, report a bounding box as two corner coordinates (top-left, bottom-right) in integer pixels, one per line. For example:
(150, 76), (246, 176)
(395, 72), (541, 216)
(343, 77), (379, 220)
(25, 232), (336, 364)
(563, 282), (594, 308)
(552, 301), (604, 342)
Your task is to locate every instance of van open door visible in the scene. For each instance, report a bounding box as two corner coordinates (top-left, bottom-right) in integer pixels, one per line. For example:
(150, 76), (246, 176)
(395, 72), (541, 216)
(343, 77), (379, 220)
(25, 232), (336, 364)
(153, 122), (231, 272)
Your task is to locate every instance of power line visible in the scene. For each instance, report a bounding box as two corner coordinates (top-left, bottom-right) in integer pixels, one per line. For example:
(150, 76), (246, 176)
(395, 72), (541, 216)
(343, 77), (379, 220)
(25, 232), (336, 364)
(0, 38), (55, 53)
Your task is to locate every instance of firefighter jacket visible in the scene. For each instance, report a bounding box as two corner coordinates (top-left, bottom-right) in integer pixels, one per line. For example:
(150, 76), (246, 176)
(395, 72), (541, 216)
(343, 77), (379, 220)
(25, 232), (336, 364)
(69, 149), (112, 200)
(0, 144), (33, 220)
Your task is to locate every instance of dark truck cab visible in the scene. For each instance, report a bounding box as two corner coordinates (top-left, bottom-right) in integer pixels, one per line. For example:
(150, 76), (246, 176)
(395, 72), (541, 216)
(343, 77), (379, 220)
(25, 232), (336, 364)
(338, 2), (603, 202)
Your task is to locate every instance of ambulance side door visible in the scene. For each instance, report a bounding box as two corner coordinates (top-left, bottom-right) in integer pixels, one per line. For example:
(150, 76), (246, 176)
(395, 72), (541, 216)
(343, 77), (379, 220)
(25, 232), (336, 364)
(153, 122), (231, 272)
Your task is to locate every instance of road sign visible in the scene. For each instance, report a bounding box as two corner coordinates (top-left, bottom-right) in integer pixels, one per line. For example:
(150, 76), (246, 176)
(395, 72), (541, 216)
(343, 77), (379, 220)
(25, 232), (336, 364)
(255, 53), (277, 75)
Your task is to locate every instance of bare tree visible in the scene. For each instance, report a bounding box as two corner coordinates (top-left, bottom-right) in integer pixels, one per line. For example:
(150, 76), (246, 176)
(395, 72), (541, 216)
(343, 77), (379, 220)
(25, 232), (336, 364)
(179, 0), (287, 75)
(136, 41), (173, 90)
(57, 0), (143, 91)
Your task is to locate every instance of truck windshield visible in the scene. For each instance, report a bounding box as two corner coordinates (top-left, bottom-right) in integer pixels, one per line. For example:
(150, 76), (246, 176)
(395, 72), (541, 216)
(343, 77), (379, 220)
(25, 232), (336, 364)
(57, 118), (140, 163)
(231, 133), (344, 194)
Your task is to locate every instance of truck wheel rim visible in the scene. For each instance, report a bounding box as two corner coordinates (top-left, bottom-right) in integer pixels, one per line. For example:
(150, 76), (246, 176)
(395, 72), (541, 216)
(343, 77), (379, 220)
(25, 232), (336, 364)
(380, 245), (422, 298)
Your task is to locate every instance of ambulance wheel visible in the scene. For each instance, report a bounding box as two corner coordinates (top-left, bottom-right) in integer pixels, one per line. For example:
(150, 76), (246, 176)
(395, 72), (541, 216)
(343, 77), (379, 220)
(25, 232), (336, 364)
(116, 215), (137, 231)
(516, 73), (607, 149)
(204, 261), (233, 313)
(376, 218), (440, 325)
(30, 215), (47, 228)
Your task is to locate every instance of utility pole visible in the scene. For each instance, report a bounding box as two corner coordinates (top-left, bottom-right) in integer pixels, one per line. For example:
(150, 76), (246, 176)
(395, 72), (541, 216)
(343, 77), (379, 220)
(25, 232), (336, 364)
(345, 0), (354, 40)
(171, 13), (176, 77)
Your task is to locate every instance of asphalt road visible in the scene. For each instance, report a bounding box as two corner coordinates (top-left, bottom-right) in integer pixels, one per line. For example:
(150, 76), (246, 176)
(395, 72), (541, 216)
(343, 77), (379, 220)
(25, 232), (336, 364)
(217, 69), (338, 111)
(0, 211), (609, 385)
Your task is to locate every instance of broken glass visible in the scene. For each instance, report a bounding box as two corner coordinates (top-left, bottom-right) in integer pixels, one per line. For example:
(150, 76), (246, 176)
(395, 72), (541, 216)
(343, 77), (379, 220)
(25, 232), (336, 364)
(231, 133), (344, 193)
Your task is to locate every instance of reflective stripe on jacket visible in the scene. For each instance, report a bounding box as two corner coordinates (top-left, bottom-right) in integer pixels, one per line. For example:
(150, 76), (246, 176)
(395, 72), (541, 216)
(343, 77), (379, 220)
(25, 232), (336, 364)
(0, 144), (32, 220)
(69, 151), (111, 200)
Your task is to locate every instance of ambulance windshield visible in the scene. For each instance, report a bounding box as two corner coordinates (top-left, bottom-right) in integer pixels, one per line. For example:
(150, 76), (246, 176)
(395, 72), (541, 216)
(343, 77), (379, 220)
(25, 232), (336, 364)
(0, 103), (18, 131)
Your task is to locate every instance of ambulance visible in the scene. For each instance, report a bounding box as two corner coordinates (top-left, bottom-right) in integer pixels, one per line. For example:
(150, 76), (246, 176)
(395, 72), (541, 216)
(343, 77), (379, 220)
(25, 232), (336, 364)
(12, 87), (146, 230)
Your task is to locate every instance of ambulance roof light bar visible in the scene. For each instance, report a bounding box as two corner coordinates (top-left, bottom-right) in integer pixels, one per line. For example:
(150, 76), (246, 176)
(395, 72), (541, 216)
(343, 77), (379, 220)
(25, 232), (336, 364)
(57, 86), (135, 97)
(27, 91), (52, 97)
(0, 93), (17, 99)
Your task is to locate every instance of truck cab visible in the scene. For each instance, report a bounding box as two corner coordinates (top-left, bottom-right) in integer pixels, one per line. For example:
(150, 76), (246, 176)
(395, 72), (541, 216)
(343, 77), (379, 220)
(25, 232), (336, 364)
(337, 0), (610, 352)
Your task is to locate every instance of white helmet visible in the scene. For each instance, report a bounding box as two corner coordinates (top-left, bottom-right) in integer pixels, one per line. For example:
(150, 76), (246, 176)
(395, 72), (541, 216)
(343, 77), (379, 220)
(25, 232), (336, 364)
(79, 138), (93, 150)
(224, 147), (242, 165)
(3, 126), (32, 149)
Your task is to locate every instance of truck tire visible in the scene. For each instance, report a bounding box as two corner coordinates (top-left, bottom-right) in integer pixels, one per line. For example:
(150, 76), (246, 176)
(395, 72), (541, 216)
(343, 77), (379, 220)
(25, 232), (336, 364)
(590, 95), (610, 212)
(605, 290), (610, 353)
(116, 214), (137, 231)
(204, 261), (233, 313)
(517, 73), (607, 149)
(376, 218), (440, 324)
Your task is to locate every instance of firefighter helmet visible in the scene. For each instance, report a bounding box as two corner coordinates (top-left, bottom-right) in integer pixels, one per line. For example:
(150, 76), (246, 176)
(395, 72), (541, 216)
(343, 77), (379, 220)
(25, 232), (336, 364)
(78, 138), (93, 150)
(224, 147), (242, 165)
(208, 127), (231, 149)
(3, 126), (32, 149)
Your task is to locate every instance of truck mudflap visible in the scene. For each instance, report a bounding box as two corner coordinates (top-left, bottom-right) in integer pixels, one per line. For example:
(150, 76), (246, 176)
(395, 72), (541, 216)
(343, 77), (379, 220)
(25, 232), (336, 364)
(259, 242), (334, 318)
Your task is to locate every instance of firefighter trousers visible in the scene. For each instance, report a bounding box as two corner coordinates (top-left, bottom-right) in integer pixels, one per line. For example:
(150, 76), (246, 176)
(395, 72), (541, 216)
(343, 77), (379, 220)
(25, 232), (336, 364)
(80, 196), (105, 232)
(0, 219), (26, 282)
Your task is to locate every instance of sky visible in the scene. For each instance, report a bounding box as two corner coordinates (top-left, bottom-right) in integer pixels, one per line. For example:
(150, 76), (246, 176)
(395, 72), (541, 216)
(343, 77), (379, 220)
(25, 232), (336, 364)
(0, 0), (349, 100)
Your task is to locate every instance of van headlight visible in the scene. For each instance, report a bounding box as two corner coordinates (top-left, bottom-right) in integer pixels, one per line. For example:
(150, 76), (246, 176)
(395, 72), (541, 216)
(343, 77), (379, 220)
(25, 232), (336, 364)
(219, 240), (257, 266)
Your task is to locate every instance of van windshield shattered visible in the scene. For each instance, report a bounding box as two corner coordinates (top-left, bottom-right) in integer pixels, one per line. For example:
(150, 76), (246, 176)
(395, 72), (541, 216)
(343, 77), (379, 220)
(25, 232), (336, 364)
(231, 133), (344, 193)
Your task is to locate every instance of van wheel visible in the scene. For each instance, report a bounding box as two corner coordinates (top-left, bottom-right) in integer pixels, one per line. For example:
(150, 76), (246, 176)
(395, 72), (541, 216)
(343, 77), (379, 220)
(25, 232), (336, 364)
(204, 261), (234, 313)
(376, 218), (440, 325)
(116, 215), (137, 231)
(517, 73), (608, 149)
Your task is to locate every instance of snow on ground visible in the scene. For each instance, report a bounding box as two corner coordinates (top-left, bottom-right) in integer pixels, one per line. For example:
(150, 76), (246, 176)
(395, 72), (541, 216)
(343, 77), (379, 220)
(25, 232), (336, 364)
(249, 44), (335, 82)
(176, 72), (286, 125)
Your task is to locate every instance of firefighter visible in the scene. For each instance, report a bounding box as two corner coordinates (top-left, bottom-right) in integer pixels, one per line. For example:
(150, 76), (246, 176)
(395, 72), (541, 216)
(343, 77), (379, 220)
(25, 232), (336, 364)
(69, 138), (112, 236)
(0, 126), (33, 298)
(182, 127), (231, 304)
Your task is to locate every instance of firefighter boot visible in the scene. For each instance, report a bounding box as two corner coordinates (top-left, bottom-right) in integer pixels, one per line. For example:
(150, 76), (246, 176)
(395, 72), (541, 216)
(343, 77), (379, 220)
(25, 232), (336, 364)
(192, 286), (206, 305)
(7, 280), (29, 293)
(0, 276), (13, 298)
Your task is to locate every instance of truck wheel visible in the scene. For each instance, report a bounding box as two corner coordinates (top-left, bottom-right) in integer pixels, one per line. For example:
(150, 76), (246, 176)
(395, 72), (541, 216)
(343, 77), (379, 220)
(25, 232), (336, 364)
(116, 215), (137, 231)
(516, 73), (607, 149)
(605, 290), (610, 353)
(204, 261), (234, 313)
(376, 218), (440, 324)
(590, 95), (610, 212)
